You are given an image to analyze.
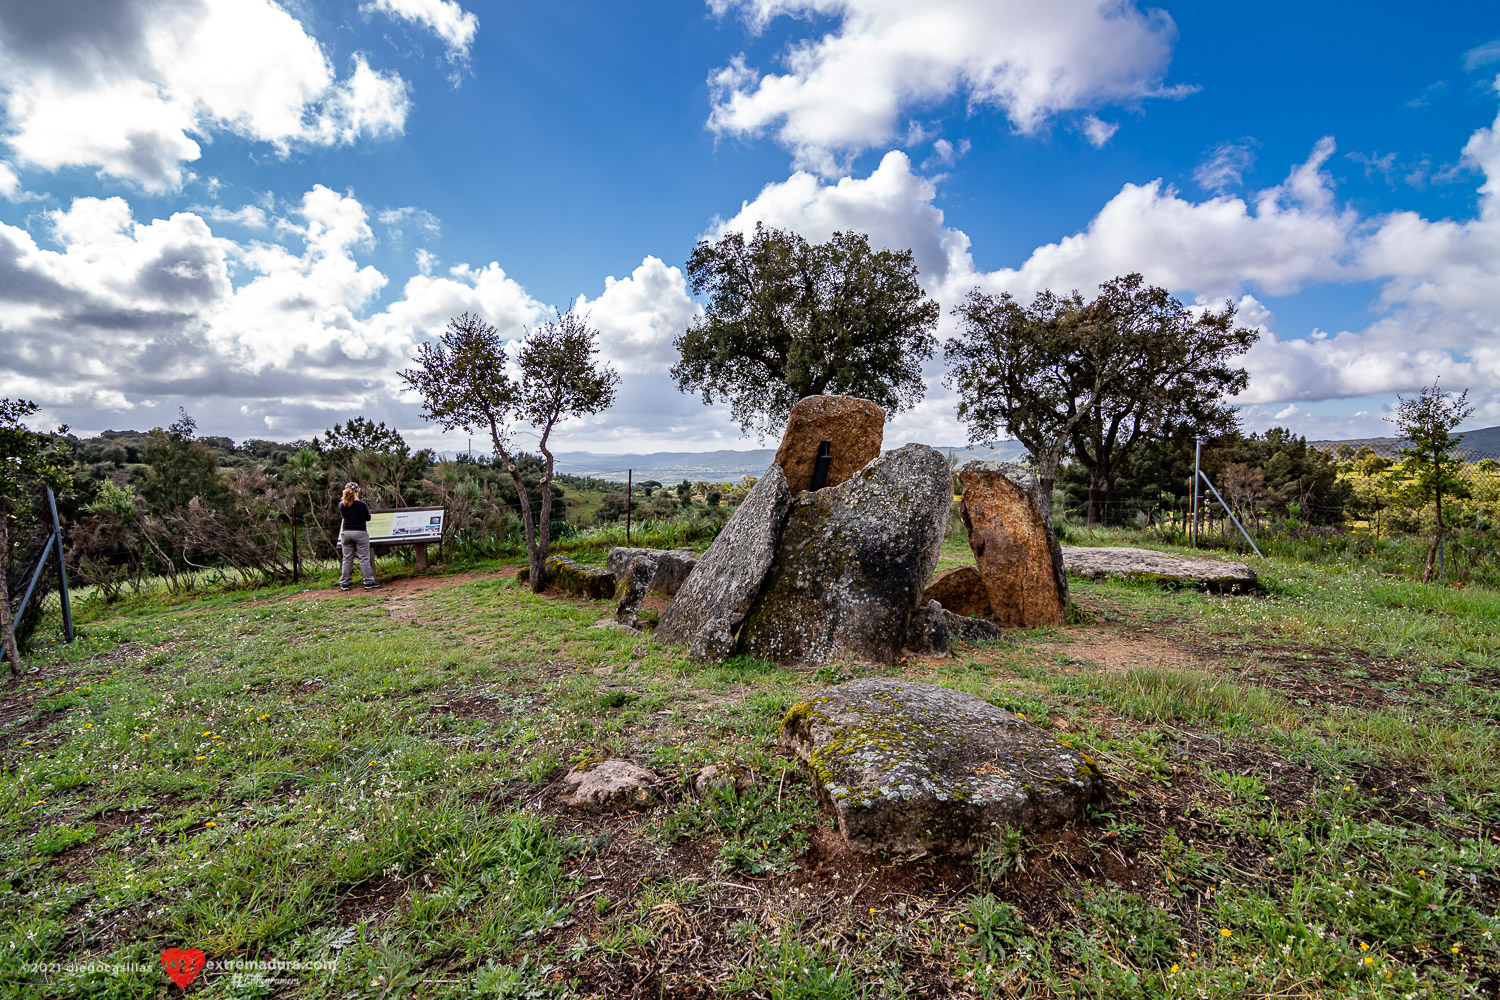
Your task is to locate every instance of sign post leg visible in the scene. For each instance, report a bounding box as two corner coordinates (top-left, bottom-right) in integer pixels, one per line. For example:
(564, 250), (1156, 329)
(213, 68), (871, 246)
(415, 543), (429, 571)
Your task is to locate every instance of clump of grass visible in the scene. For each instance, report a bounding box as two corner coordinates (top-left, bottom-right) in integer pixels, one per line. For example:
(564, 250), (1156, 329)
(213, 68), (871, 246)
(1056, 665), (1296, 730)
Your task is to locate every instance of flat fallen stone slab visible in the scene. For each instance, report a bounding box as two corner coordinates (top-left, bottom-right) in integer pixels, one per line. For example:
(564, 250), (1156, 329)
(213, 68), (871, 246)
(780, 678), (1105, 854)
(1061, 546), (1257, 593)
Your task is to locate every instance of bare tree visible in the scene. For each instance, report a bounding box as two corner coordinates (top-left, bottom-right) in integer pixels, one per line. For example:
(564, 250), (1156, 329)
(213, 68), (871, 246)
(401, 311), (619, 591)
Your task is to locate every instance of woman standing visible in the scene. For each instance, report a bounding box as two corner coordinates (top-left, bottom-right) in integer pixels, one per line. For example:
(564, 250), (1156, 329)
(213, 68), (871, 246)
(338, 482), (380, 591)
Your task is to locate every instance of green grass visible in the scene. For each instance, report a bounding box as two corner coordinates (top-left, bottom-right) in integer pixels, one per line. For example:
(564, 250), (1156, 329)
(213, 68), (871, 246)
(4, 537), (1500, 997)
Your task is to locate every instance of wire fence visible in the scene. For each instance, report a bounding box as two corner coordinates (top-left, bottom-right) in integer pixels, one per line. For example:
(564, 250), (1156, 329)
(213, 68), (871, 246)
(1052, 448), (1500, 587)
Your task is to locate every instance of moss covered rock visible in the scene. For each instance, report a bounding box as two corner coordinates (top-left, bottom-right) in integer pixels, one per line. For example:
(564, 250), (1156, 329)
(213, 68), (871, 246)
(780, 678), (1105, 855)
(736, 443), (951, 666)
(516, 555), (616, 599)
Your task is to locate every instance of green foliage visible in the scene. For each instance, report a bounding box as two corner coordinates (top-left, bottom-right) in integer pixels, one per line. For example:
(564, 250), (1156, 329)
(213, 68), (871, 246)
(655, 776), (816, 876)
(401, 311), (618, 590)
(1391, 380), (1475, 514)
(1389, 379), (1476, 582)
(0, 399), (73, 513)
(674, 223), (939, 435)
(944, 284), (1094, 494)
(136, 409), (226, 517)
(963, 895), (1026, 960)
(947, 275), (1257, 523)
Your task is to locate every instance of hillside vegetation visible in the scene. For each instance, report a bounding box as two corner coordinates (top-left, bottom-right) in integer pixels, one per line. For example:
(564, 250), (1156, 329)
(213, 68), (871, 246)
(3, 532), (1498, 998)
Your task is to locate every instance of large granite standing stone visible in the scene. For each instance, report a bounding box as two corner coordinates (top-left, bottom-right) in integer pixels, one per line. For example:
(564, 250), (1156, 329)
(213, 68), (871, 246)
(781, 679), (1105, 854)
(655, 465), (794, 660)
(736, 444), (952, 666)
(920, 566), (993, 618)
(1062, 546), (1258, 593)
(606, 547), (699, 596)
(773, 395), (885, 493)
(959, 462), (1068, 628)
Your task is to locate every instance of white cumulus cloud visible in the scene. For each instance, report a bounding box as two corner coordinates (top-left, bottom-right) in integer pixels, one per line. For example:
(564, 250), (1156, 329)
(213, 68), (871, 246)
(361, 0), (479, 75)
(703, 88), (1500, 442)
(707, 0), (1184, 175)
(572, 257), (701, 376)
(0, 0), (412, 192)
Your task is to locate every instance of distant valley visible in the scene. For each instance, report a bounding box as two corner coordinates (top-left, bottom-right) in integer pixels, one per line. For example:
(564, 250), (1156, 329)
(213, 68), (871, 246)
(552, 440), (1029, 483)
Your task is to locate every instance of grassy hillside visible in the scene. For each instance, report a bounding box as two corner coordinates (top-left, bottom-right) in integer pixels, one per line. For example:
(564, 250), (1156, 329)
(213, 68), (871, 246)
(3, 547), (1498, 997)
(1313, 423), (1500, 458)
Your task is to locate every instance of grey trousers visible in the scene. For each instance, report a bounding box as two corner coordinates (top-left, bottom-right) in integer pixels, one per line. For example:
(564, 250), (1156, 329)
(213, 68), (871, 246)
(339, 530), (374, 586)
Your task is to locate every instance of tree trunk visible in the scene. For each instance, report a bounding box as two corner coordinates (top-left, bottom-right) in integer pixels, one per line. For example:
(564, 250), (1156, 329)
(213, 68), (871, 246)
(536, 443), (556, 590)
(1085, 468), (1110, 527)
(0, 514), (21, 675)
(1422, 488), (1445, 583)
(1034, 451), (1061, 522)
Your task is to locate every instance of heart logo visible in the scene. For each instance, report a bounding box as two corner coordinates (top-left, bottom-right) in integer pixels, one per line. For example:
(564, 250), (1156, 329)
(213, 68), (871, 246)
(160, 947), (206, 989)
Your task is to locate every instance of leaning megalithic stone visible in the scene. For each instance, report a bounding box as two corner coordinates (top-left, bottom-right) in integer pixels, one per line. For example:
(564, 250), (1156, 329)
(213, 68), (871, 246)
(958, 462), (1068, 627)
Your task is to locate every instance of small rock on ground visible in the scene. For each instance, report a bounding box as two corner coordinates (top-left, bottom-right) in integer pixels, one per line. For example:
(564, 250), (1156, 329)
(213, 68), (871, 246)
(693, 763), (757, 797)
(557, 759), (657, 811)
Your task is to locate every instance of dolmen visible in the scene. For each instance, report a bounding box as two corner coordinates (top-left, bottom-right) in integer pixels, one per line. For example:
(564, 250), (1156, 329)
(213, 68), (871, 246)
(656, 395), (960, 665)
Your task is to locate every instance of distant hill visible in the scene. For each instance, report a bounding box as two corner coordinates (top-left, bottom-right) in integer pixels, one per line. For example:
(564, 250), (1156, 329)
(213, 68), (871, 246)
(552, 440), (1029, 484)
(1312, 424), (1500, 459)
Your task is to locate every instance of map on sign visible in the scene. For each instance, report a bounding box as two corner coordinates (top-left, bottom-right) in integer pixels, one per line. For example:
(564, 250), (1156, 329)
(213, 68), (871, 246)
(366, 507), (445, 544)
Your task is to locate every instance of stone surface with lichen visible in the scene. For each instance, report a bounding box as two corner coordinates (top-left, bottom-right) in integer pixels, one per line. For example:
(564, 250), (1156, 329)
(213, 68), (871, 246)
(1062, 545), (1257, 593)
(655, 464), (793, 659)
(959, 461), (1069, 627)
(736, 443), (952, 666)
(780, 678), (1105, 854)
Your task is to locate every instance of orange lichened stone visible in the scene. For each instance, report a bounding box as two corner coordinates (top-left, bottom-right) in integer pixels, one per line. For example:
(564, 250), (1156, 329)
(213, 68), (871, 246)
(773, 394), (885, 493)
(958, 462), (1068, 628)
(920, 566), (993, 618)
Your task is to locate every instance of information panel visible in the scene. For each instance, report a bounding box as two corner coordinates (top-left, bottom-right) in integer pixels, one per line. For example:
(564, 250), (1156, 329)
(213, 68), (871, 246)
(365, 507), (445, 544)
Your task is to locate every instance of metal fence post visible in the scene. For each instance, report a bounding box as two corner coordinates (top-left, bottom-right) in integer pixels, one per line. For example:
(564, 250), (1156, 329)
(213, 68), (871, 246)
(1192, 437), (1202, 548)
(46, 488), (74, 642)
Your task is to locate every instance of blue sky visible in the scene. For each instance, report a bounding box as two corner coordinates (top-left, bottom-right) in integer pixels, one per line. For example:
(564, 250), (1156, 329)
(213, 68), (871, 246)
(3, 1), (1499, 456)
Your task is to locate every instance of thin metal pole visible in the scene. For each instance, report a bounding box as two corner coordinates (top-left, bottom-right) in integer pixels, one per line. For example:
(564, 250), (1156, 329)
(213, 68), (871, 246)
(626, 469), (632, 545)
(1192, 437), (1202, 548)
(291, 508), (300, 583)
(1198, 470), (1264, 558)
(47, 488), (74, 642)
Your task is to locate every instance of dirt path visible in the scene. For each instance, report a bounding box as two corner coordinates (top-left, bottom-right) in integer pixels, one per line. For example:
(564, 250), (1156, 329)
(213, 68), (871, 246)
(273, 567), (520, 604)
(1043, 624), (1204, 672)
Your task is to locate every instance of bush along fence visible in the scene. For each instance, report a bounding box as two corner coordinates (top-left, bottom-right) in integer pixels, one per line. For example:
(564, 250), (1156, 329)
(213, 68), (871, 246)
(3, 486), (75, 659)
